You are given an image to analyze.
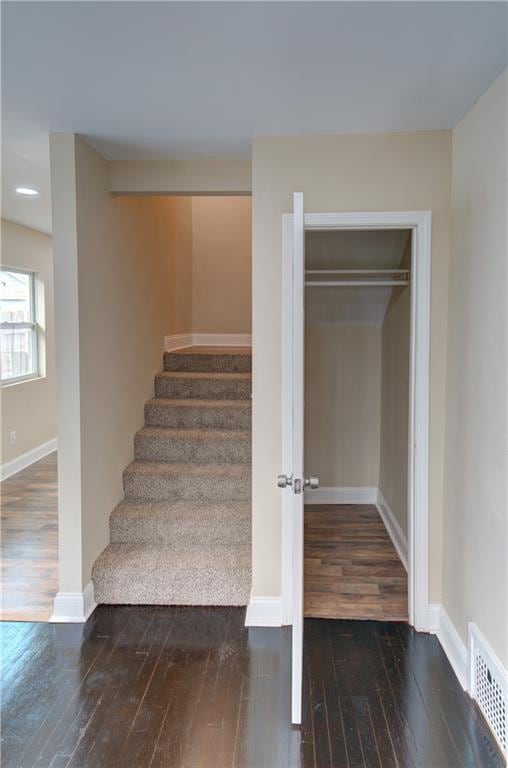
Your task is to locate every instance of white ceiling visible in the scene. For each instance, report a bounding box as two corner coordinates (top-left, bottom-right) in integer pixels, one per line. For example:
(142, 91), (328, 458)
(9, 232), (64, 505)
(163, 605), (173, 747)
(305, 229), (410, 326)
(2, 1), (507, 233)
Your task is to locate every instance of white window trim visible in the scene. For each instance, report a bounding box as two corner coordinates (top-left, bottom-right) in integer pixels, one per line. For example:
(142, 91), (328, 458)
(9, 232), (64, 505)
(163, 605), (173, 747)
(0, 266), (40, 386)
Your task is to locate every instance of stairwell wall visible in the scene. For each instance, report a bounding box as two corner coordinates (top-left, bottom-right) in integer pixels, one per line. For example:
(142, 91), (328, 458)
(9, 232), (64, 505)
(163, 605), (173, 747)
(191, 196), (252, 334)
(50, 134), (193, 591)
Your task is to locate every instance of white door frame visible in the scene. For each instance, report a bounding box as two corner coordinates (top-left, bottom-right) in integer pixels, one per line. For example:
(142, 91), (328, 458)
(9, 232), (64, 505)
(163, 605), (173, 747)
(281, 210), (432, 632)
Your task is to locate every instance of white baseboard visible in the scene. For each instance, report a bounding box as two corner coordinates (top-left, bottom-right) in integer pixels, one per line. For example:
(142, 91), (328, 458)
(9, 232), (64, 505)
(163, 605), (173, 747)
(50, 581), (97, 623)
(164, 333), (194, 352)
(0, 437), (57, 481)
(429, 603), (468, 691)
(192, 333), (252, 347)
(245, 596), (282, 627)
(427, 603), (441, 633)
(376, 490), (408, 572)
(164, 333), (252, 352)
(306, 486), (378, 504)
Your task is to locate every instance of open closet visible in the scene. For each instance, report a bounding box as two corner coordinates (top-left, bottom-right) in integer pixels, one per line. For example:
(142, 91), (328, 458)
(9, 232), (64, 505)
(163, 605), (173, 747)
(303, 229), (411, 621)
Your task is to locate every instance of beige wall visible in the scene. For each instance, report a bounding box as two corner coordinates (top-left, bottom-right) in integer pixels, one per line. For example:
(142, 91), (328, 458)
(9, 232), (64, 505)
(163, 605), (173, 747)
(191, 196), (252, 334)
(110, 158), (251, 194)
(305, 324), (381, 487)
(50, 134), (194, 590)
(164, 197), (193, 335)
(1, 219), (56, 465)
(252, 131), (451, 598)
(379, 284), (411, 535)
(443, 70), (507, 665)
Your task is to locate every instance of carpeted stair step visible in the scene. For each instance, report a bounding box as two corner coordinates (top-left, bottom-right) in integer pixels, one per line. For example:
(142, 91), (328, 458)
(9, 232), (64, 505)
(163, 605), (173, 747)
(155, 371), (251, 400)
(123, 460), (251, 501)
(164, 349), (251, 373)
(144, 398), (251, 430)
(92, 542), (251, 605)
(110, 499), (250, 544)
(134, 426), (251, 463)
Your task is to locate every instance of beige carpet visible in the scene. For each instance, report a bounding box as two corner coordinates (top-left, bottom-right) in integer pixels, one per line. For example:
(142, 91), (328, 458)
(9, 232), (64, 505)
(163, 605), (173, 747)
(92, 347), (252, 606)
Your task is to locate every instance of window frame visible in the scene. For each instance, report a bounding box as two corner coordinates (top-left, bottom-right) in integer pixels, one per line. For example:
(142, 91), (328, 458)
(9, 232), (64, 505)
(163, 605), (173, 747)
(0, 266), (39, 386)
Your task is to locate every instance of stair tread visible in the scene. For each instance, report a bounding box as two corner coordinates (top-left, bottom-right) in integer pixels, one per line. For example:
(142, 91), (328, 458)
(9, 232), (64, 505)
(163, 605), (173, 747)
(110, 500), (250, 545)
(112, 499), (251, 518)
(93, 542), (251, 605)
(136, 426), (250, 441)
(96, 541), (250, 561)
(156, 371), (251, 381)
(124, 460), (250, 477)
(146, 397), (251, 408)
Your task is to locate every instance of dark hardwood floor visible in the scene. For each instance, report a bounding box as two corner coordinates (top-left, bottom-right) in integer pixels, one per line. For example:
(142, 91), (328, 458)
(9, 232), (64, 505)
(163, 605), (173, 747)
(0, 452), (59, 621)
(305, 505), (408, 621)
(1, 606), (502, 768)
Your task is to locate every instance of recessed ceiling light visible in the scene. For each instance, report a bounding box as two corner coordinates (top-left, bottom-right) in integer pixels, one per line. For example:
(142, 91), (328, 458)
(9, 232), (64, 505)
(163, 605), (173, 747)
(16, 187), (39, 196)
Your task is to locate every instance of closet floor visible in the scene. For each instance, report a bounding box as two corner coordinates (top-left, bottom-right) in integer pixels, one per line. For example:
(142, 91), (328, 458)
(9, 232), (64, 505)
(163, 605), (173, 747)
(304, 504), (408, 621)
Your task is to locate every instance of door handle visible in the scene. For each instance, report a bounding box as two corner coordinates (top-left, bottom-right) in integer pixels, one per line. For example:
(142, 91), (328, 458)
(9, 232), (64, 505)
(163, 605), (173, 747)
(304, 476), (319, 490)
(277, 474), (293, 489)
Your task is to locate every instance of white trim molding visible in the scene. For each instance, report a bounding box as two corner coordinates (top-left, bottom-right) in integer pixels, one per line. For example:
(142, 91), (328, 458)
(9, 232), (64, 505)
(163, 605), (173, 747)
(306, 486), (378, 505)
(50, 581), (97, 623)
(165, 333), (252, 351)
(0, 437), (57, 481)
(164, 333), (193, 352)
(429, 604), (468, 691)
(376, 490), (408, 571)
(245, 596), (282, 627)
(192, 333), (252, 347)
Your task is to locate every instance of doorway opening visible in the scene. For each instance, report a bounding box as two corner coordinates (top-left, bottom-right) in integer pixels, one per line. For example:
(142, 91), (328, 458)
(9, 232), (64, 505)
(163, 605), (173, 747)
(0, 227), (58, 622)
(303, 228), (411, 621)
(281, 208), (431, 641)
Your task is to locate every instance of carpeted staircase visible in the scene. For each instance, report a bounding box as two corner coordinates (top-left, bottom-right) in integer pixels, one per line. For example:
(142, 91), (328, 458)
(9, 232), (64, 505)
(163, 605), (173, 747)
(92, 346), (252, 606)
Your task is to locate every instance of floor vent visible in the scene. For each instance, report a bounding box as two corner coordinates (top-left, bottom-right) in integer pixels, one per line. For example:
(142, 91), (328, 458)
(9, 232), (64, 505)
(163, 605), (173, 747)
(469, 623), (507, 755)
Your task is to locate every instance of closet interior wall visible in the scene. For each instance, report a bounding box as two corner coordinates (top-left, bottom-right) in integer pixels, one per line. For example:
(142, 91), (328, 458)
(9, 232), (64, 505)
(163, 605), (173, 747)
(304, 230), (411, 534)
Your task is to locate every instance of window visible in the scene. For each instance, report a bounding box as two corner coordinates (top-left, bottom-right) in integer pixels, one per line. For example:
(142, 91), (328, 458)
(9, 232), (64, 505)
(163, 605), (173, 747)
(0, 268), (39, 384)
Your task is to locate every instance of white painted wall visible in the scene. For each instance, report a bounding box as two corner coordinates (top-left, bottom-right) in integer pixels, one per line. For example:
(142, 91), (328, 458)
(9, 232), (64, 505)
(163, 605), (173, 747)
(443, 69), (507, 666)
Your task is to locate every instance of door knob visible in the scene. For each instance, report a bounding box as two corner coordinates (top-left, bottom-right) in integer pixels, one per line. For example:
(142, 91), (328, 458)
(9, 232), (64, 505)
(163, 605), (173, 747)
(304, 476), (319, 490)
(277, 474), (293, 488)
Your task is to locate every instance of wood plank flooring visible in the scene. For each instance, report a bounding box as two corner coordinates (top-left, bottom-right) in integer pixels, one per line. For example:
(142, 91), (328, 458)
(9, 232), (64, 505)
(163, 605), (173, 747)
(1, 607), (503, 768)
(305, 504), (408, 621)
(0, 452), (58, 622)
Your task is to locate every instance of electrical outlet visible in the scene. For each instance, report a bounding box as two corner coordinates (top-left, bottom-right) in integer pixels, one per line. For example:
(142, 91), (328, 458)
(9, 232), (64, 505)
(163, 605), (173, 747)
(10, 431), (16, 445)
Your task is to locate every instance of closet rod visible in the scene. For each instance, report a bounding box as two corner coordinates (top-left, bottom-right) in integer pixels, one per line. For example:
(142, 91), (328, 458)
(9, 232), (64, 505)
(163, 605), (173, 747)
(305, 280), (409, 287)
(305, 268), (409, 275)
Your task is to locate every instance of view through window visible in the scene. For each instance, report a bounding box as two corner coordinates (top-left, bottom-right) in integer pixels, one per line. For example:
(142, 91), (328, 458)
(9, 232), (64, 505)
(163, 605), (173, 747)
(0, 268), (38, 383)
